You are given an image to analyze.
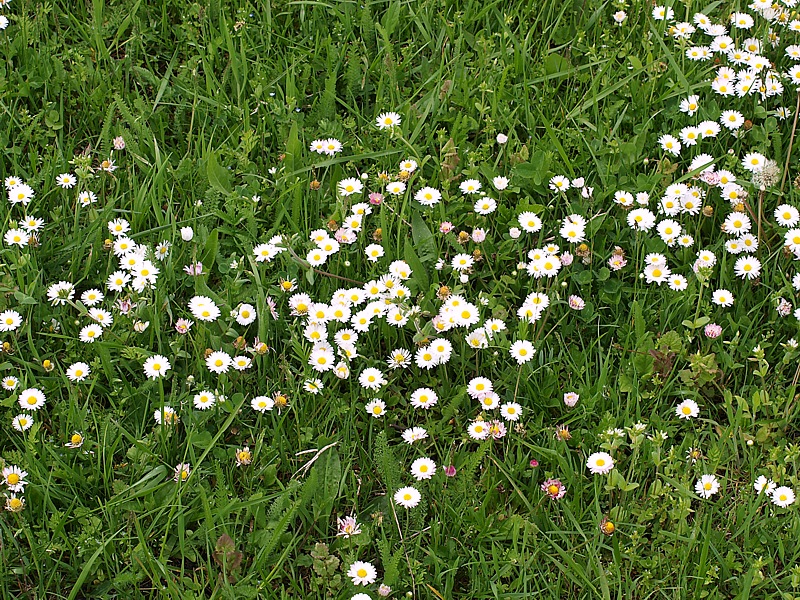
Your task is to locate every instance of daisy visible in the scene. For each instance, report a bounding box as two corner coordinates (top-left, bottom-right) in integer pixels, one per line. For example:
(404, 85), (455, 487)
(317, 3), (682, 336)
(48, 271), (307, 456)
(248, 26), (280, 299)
(107, 218), (130, 236)
(734, 256), (761, 279)
(460, 179), (482, 194)
(235, 447), (253, 466)
(402, 427), (428, 444)
(500, 402), (522, 421)
(8, 183), (34, 206)
(541, 478), (567, 499)
(364, 244), (384, 262)
(106, 271), (131, 292)
(4, 376), (21, 391)
(712, 289), (734, 307)
(19, 215), (44, 232)
(174, 463), (191, 483)
(676, 399), (699, 419)
(235, 303), (257, 326)
(399, 158), (417, 172)
(232, 356), (252, 371)
(65, 432), (84, 449)
(586, 452), (614, 475)
(81, 289), (104, 306)
(205, 351), (232, 374)
(771, 486), (795, 507)
(659, 134), (681, 156)
(4, 229), (30, 247)
(251, 395), (275, 413)
(0, 310), (22, 332)
(358, 367), (386, 391)
(754, 475), (777, 495)
(775, 204), (800, 227)
(695, 474), (720, 498)
(668, 274), (689, 291)
(720, 110), (745, 130)
(78, 190), (97, 206)
(394, 486), (421, 508)
(451, 253), (474, 271)
(56, 173), (77, 188)
(386, 181), (406, 195)
(652, 5), (674, 20)
(549, 175), (570, 192)
(509, 340), (536, 364)
(679, 94), (700, 115)
(66, 362), (90, 382)
(4, 176), (22, 190)
(518, 211), (543, 233)
(627, 208), (656, 231)
(414, 345), (438, 369)
(188, 296), (221, 322)
(741, 153), (766, 172)
(409, 387), (438, 409)
(2, 466), (28, 492)
(89, 308), (113, 328)
(154, 406), (179, 425)
(483, 318), (506, 338)
(12, 413), (33, 432)
(493, 176), (509, 190)
(18, 388), (45, 411)
(376, 112), (401, 129)
(467, 377), (493, 399)
(143, 355), (171, 379)
(414, 186), (441, 206)
(474, 197), (497, 215)
(477, 391), (500, 409)
(365, 398), (386, 418)
(410, 457), (437, 481)
(338, 177), (364, 196)
(309, 346), (335, 372)
(253, 243), (280, 263)
(5, 495), (24, 513)
(468, 420), (490, 440)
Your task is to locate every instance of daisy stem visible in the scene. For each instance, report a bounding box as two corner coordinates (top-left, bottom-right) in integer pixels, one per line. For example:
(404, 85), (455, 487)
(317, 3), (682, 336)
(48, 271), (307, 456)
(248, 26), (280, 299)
(381, 200), (411, 228)
(283, 245), (365, 286)
(388, 495), (417, 599)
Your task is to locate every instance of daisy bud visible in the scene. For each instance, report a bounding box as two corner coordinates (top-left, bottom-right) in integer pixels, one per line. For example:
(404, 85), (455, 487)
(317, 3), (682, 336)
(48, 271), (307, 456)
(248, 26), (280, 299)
(180, 227), (194, 241)
(496, 133), (508, 144)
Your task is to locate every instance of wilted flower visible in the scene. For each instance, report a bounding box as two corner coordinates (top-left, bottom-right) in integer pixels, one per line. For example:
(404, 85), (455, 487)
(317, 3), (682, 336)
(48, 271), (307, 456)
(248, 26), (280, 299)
(336, 515), (362, 538)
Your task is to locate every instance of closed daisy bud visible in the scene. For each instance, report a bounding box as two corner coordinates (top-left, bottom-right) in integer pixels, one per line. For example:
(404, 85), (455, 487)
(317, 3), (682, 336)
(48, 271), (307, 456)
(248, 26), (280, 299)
(600, 517), (615, 536)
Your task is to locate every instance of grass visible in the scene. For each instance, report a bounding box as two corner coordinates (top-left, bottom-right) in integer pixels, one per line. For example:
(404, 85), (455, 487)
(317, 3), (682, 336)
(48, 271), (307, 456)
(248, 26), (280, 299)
(0, 0), (799, 599)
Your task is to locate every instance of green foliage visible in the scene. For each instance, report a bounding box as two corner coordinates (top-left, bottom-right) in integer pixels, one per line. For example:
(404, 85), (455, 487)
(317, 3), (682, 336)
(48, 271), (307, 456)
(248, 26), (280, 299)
(0, 0), (799, 598)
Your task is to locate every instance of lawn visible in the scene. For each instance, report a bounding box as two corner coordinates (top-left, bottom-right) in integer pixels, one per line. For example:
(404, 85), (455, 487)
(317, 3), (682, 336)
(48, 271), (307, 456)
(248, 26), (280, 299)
(0, 0), (799, 598)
